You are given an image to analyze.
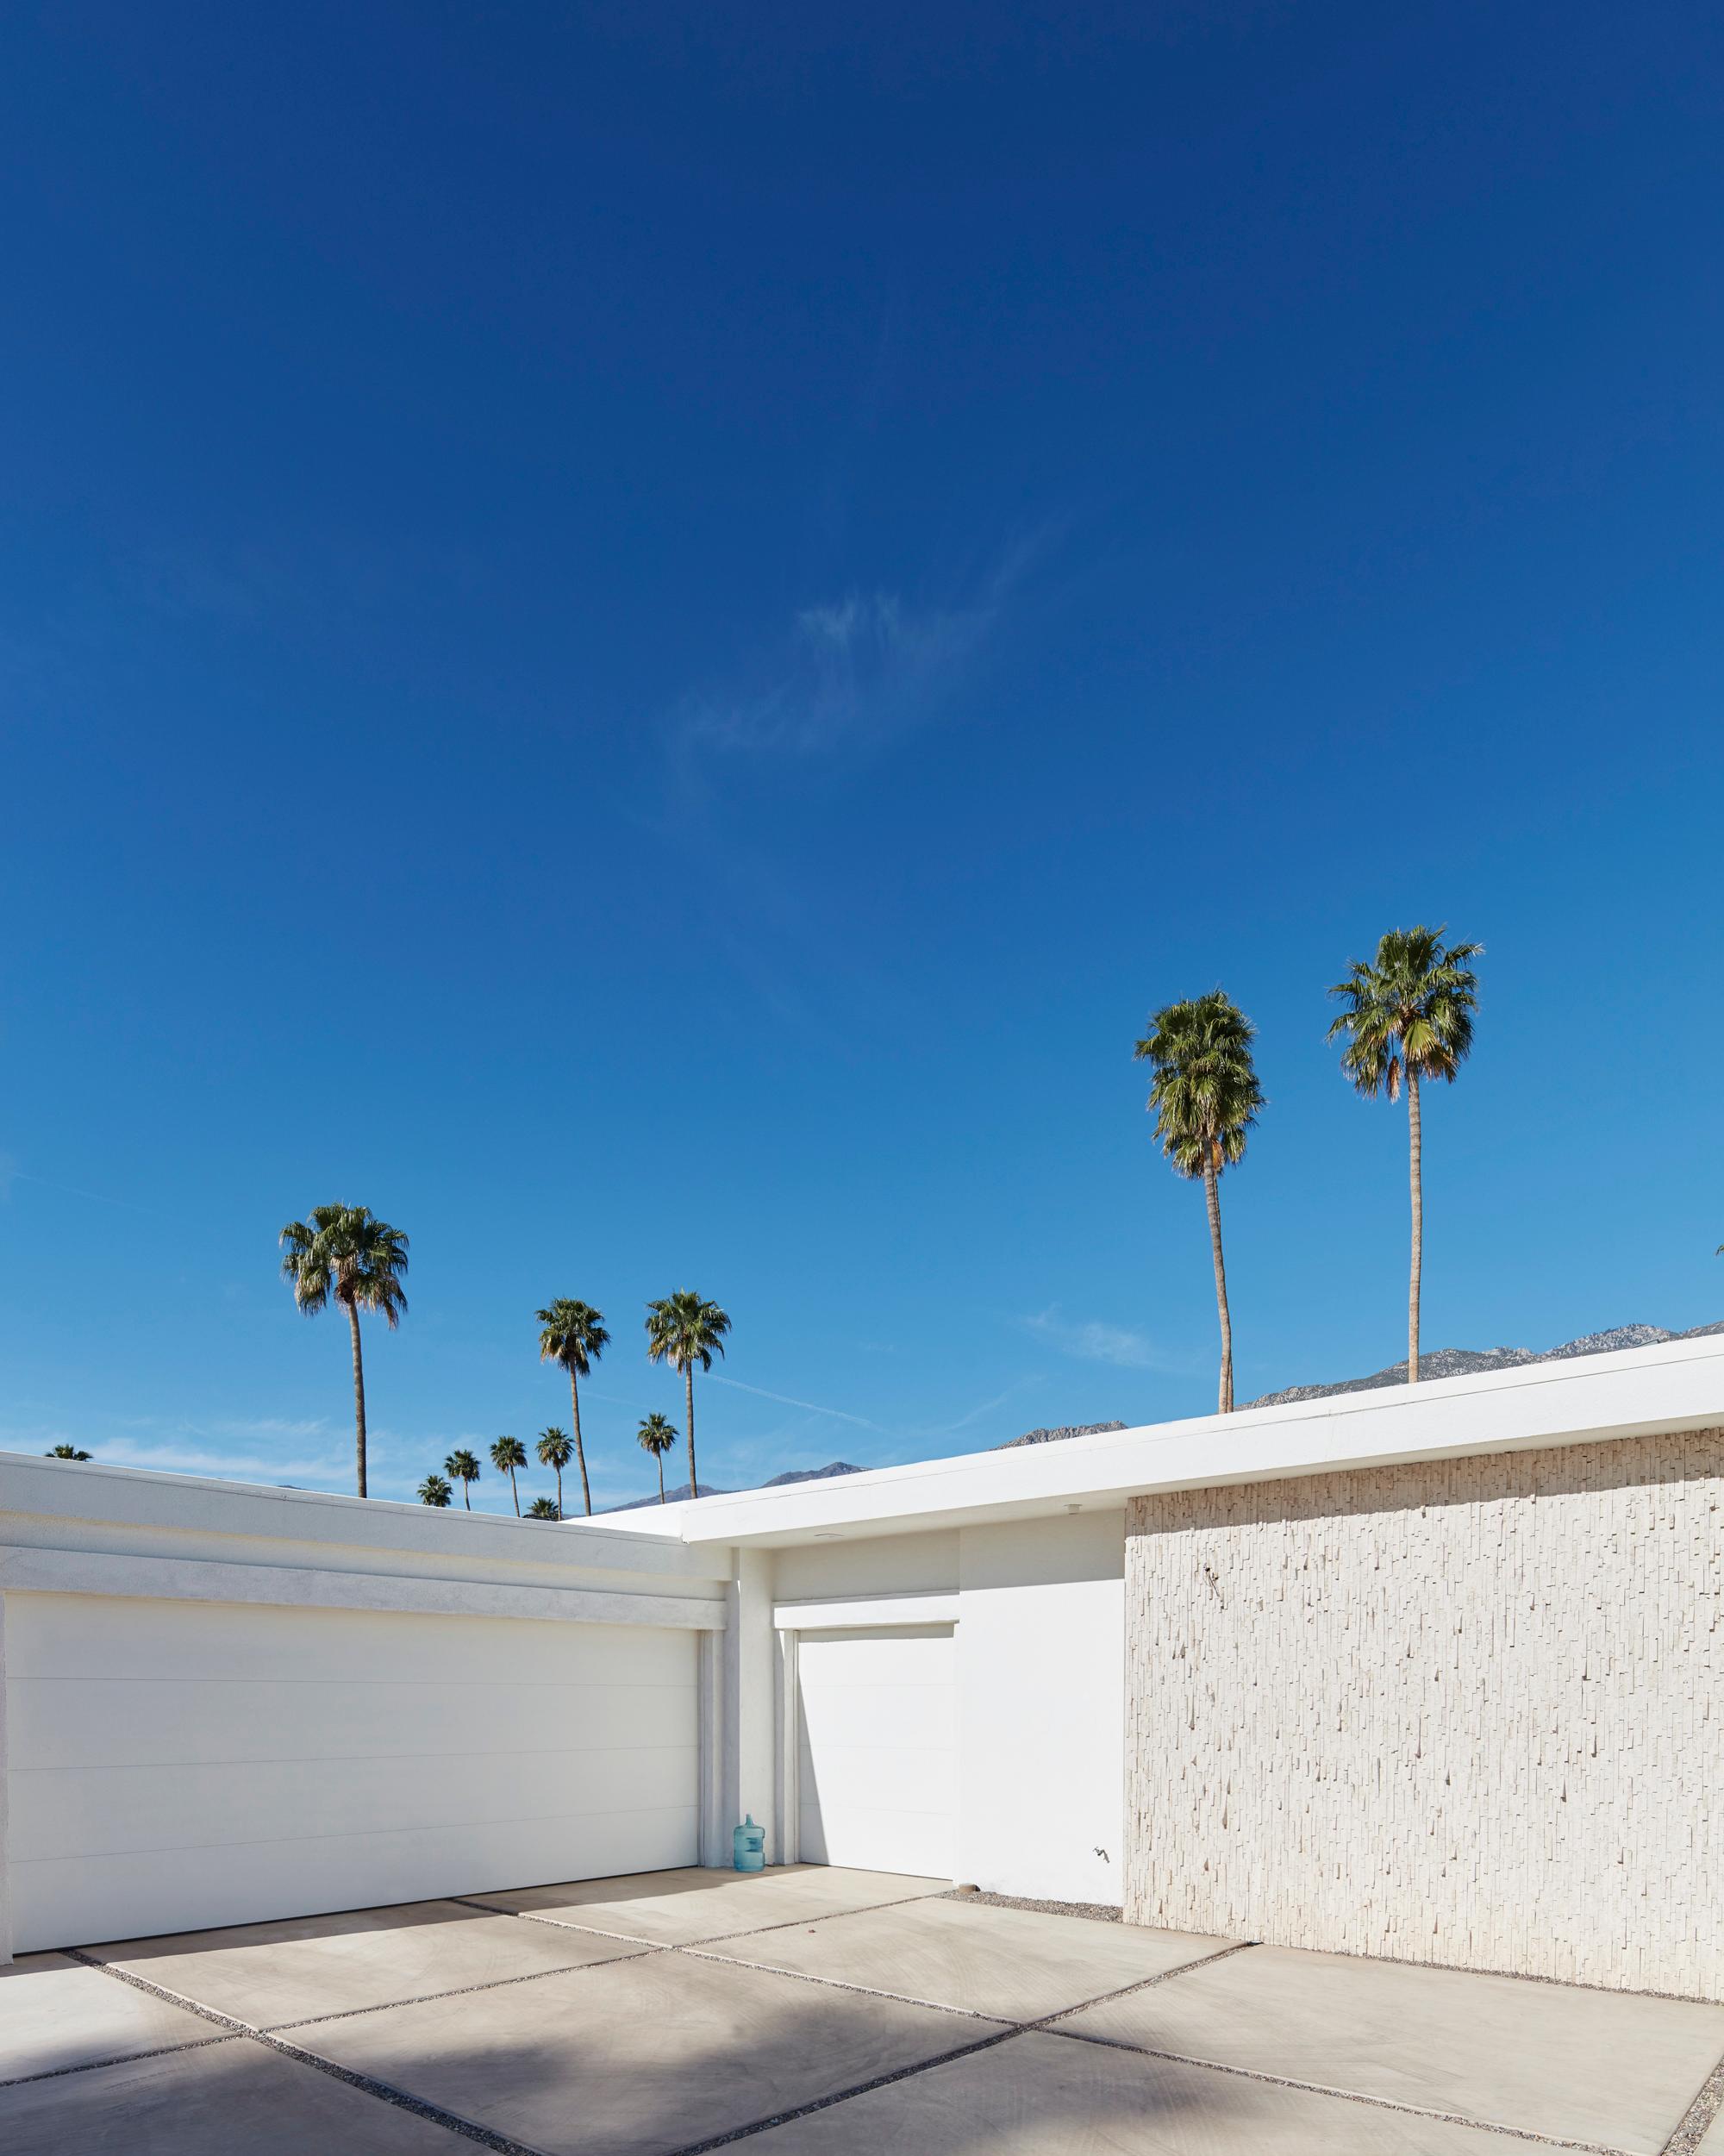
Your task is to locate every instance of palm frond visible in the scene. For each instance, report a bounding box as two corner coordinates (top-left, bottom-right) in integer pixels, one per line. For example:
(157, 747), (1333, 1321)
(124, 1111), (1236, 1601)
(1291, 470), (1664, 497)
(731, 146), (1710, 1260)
(280, 1206), (408, 1321)
(1133, 990), (1264, 1181)
(1327, 925), (1482, 1099)
(636, 1412), (678, 1458)
(536, 1428), (574, 1470)
(536, 1299), (609, 1377)
(644, 1290), (732, 1372)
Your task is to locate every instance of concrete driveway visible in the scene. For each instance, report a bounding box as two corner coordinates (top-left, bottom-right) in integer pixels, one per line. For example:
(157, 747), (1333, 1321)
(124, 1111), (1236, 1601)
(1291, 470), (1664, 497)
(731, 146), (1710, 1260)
(3, 1865), (1721, 2155)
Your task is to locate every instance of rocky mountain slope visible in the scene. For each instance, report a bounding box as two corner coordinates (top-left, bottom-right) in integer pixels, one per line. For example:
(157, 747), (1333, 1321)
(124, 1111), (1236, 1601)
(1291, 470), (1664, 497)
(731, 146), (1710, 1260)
(602, 1459), (863, 1511)
(996, 1420), (1127, 1450)
(1242, 1321), (1722, 1409)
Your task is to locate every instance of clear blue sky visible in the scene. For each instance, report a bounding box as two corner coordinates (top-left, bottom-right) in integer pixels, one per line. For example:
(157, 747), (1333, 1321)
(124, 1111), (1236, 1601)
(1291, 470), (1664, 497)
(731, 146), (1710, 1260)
(3, 3), (1720, 1511)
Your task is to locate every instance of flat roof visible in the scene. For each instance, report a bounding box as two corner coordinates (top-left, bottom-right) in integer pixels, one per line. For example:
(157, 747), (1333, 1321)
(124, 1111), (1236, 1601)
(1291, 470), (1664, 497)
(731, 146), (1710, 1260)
(584, 1332), (1724, 1547)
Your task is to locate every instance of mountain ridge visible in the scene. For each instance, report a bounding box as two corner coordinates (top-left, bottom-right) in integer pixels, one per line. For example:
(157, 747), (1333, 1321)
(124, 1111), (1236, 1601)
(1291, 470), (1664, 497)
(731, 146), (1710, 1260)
(1242, 1320), (1723, 1409)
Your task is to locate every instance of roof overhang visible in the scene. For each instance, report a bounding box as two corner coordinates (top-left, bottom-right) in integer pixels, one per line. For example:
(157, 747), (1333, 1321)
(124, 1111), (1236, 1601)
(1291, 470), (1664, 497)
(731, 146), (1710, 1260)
(584, 1333), (1724, 1549)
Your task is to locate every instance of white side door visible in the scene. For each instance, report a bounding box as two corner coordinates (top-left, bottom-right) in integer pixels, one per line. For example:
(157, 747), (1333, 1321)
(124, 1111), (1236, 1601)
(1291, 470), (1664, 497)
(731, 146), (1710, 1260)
(795, 1624), (955, 1879)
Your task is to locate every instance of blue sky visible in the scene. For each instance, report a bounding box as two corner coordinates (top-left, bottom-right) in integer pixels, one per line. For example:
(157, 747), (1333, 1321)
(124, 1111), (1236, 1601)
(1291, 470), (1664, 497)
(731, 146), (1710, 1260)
(2, 2), (1720, 1511)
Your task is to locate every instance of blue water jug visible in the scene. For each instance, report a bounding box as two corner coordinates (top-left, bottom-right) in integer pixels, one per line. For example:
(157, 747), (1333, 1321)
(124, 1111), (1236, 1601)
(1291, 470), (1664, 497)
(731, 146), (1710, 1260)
(733, 1815), (765, 1872)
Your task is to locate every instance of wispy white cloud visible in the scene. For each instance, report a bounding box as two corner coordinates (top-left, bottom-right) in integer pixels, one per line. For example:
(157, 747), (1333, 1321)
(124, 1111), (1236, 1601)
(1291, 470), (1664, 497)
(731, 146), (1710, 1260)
(9, 1433), (352, 1484)
(672, 543), (1037, 766)
(1018, 1306), (1171, 1371)
(705, 1372), (890, 1434)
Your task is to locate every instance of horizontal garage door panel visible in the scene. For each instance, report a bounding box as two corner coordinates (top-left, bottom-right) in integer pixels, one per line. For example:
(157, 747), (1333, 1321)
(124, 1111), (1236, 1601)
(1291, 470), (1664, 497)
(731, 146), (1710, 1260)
(5, 1593), (699, 1953)
(796, 1626), (954, 1881)
(9, 1673), (693, 1772)
(7, 1595), (691, 1686)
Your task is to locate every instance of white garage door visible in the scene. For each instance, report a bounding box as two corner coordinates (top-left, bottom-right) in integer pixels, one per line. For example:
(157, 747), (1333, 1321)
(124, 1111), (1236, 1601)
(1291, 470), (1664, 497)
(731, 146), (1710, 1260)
(796, 1625), (955, 1879)
(3, 1592), (700, 1953)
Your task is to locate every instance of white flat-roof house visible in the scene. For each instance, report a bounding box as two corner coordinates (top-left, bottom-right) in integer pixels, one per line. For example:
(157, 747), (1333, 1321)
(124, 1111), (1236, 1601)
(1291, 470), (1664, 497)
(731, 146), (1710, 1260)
(2, 1334), (1719, 1998)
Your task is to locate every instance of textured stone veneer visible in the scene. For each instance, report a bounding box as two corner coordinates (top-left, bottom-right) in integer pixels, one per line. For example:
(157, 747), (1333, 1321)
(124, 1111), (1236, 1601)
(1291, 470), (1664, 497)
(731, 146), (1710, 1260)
(1123, 1428), (1722, 1998)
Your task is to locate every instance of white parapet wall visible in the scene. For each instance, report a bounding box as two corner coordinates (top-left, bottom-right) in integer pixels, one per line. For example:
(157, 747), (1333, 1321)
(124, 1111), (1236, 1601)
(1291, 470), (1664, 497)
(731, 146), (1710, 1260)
(1122, 1425), (1724, 2000)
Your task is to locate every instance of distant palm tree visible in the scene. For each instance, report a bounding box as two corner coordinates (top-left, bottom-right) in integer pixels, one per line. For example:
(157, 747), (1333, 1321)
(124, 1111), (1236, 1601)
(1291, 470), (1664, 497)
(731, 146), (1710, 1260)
(46, 1443), (92, 1460)
(1328, 925), (1482, 1384)
(1134, 991), (1263, 1414)
(445, 1449), (481, 1509)
(536, 1428), (574, 1515)
(490, 1434), (528, 1515)
(645, 1292), (730, 1500)
(526, 1496), (561, 1520)
(637, 1412), (678, 1503)
(418, 1472), (453, 1507)
(535, 1300), (609, 1516)
(279, 1204), (409, 1497)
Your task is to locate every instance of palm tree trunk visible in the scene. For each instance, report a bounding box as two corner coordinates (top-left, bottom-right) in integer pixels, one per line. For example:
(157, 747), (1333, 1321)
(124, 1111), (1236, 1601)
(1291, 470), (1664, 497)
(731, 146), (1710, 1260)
(1407, 1068), (1423, 1384)
(684, 1364), (696, 1500)
(509, 1467), (520, 1515)
(657, 1453), (666, 1503)
(462, 1478), (471, 1510)
(554, 1465), (563, 1515)
(1203, 1158), (1234, 1414)
(345, 1299), (368, 1497)
(569, 1371), (592, 1515)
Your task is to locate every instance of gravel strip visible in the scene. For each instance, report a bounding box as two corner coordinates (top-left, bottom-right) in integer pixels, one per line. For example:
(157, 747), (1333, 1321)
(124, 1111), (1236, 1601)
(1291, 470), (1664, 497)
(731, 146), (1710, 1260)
(1662, 2047), (1724, 2156)
(940, 1887), (1121, 1923)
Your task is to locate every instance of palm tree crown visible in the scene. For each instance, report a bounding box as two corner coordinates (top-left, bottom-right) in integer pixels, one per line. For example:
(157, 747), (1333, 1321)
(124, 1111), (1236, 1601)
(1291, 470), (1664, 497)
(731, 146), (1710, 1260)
(645, 1291), (730, 1502)
(536, 1428), (574, 1516)
(47, 1443), (92, 1460)
(536, 1299), (608, 1516)
(445, 1449), (481, 1509)
(279, 1204), (409, 1499)
(1134, 991), (1263, 1414)
(1327, 924), (1482, 1384)
(418, 1472), (453, 1507)
(526, 1496), (561, 1520)
(490, 1434), (528, 1515)
(637, 1412), (678, 1503)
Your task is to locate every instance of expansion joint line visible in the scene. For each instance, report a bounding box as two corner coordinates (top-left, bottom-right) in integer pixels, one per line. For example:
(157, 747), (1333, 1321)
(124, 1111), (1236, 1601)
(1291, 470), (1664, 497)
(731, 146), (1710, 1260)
(63, 1950), (552, 2156)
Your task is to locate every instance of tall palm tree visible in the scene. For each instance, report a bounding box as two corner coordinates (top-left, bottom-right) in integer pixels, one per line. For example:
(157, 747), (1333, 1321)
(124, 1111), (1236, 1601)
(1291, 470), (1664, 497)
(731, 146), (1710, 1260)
(1134, 991), (1264, 1415)
(279, 1204), (409, 1498)
(526, 1496), (562, 1520)
(418, 1472), (453, 1507)
(1327, 925), (1482, 1384)
(490, 1434), (528, 1515)
(637, 1412), (678, 1503)
(536, 1428), (574, 1516)
(645, 1291), (730, 1500)
(535, 1300), (608, 1517)
(445, 1448), (481, 1509)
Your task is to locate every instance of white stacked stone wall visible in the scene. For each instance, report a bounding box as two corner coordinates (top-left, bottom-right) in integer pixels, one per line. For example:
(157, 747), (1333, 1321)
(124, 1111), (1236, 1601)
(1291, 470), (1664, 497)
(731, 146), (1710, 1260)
(1123, 1428), (1722, 1998)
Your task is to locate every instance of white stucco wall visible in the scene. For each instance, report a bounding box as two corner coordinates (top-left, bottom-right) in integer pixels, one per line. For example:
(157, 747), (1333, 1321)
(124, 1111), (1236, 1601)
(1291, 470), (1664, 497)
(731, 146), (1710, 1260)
(956, 1514), (1124, 1906)
(768, 1514), (1125, 1904)
(1123, 1428), (1724, 1999)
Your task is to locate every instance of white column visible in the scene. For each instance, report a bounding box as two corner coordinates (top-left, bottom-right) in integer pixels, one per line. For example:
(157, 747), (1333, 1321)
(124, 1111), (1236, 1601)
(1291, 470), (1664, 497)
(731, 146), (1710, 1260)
(719, 1547), (778, 1864)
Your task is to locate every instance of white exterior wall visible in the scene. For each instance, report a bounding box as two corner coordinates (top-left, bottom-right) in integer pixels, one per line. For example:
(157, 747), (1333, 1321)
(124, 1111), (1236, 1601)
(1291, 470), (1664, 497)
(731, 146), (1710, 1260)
(1123, 1428), (1724, 1999)
(771, 1515), (1125, 1903)
(957, 1514), (1123, 1906)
